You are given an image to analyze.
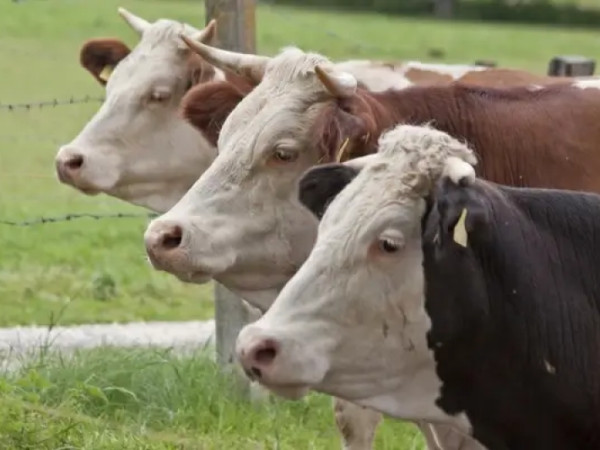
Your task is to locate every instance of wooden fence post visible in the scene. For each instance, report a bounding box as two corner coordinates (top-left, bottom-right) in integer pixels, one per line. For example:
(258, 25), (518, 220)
(204, 0), (258, 387)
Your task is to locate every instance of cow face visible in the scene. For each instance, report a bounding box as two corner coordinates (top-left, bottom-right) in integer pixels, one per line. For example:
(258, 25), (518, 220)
(55, 9), (219, 213)
(143, 46), (378, 308)
(234, 125), (477, 424)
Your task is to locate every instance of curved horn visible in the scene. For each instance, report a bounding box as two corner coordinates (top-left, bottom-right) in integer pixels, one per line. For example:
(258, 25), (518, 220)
(314, 65), (357, 98)
(179, 34), (269, 83)
(118, 7), (151, 35)
(193, 19), (217, 44)
(443, 156), (476, 186)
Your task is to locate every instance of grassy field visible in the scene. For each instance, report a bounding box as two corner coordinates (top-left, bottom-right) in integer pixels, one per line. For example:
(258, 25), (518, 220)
(0, 348), (424, 449)
(0, 2), (599, 448)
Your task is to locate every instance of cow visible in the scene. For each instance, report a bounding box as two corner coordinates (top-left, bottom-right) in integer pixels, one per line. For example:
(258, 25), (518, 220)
(145, 44), (600, 450)
(53, 8), (228, 213)
(235, 124), (600, 450)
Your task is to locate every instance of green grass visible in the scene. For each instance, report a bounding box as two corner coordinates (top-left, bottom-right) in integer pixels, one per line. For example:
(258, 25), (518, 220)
(0, 348), (425, 449)
(1, 0), (599, 327)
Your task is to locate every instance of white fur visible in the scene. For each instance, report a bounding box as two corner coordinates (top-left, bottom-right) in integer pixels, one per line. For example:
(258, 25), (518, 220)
(573, 78), (600, 90)
(403, 61), (487, 79)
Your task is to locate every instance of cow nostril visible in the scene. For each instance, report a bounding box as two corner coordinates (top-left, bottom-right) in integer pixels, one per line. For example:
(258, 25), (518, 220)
(161, 225), (183, 249)
(255, 347), (277, 365)
(65, 155), (84, 170)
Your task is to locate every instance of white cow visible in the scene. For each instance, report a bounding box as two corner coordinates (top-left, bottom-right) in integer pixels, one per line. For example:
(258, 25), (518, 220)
(55, 8), (222, 213)
(144, 44), (488, 449)
(234, 123), (478, 433)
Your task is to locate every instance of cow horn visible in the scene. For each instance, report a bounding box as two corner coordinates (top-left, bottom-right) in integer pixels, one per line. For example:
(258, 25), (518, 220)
(193, 19), (217, 45)
(443, 156), (476, 186)
(314, 65), (357, 98)
(179, 35), (268, 83)
(117, 7), (151, 35)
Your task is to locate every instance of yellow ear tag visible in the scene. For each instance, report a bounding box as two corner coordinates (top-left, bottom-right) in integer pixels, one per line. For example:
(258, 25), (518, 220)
(99, 65), (113, 82)
(453, 208), (468, 248)
(335, 138), (350, 163)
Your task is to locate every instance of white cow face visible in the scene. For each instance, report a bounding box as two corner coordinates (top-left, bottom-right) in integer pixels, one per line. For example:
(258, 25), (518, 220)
(143, 46), (375, 309)
(55, 9), (219, 213)
(234, 125), (477, 425)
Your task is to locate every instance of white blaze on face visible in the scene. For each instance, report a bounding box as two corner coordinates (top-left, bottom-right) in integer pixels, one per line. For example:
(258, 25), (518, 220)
(235, 125), (476, 429)
(55, 15), (219, 213)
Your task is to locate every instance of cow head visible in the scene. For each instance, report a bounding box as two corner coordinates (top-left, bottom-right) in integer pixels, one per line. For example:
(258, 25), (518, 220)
(233, 125), (477, 425)
(143, 44), (388, 309)
(55, 8), (219, 213)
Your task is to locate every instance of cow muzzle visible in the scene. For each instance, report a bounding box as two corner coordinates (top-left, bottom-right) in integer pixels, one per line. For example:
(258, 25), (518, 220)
(235, 324), (319, 399)
(55, 147), (100, 194)
(144, 218), (220, 284)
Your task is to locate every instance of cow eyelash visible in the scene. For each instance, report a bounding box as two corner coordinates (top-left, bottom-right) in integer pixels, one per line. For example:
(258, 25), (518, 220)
(272, 148), (299, 163)
(148, 90), (170, 103)
(376, 230), (405, 255)
(379, 238), (402, 253)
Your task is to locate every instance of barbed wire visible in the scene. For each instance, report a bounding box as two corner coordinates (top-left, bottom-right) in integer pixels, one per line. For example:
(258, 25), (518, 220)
(0, 95), (104, 112)
(0, 212), (158, 227)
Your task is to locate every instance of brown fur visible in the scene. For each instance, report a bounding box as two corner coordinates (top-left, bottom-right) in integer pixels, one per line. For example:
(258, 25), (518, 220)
(180, 72), (255, 146)
(80, 38), (131, 86)
(311, 82), (600, 193)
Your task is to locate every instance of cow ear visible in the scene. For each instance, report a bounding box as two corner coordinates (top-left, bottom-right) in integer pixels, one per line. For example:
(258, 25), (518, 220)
(433, 178), (489, 248)
(80, 38), (130, 86)
(298, 164), (360, 219)
(312, 104), (370, 163)
(180, 79), (252, 146)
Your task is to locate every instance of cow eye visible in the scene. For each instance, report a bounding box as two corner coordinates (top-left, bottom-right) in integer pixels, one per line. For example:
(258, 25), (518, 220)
(149, 89), (171, 103)
(272, 148), (299, 163)
(376, 230), (405, 255)
(379, 238), (401, 253)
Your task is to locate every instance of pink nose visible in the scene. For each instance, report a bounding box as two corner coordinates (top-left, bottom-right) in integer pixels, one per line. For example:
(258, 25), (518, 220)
(238, 336), (279, 381)
(56, 153), (84, 183)
(144, 221), (185, 269)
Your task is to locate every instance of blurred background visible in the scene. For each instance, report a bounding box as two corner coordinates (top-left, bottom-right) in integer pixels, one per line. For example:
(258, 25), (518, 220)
(0, 0), (598, 448)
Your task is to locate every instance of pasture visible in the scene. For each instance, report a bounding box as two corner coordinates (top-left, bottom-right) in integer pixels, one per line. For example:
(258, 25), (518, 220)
(1, 0), (599, 448)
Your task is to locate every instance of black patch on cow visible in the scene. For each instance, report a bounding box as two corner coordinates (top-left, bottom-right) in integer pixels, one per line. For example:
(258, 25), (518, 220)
(421, 178), (600, 450)
(298, 163), (359, 219)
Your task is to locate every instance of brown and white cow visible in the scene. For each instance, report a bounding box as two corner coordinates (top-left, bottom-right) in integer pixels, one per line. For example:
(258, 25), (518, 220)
(144, 45), (600, 450)
(236, 124), (600, 449)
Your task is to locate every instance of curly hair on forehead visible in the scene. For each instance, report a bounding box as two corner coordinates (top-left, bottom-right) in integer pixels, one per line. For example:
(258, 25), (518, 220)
(180, 73), (255, 146)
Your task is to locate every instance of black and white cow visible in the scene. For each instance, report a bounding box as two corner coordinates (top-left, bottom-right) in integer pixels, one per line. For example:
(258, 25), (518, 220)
(235, 124), (600, 450)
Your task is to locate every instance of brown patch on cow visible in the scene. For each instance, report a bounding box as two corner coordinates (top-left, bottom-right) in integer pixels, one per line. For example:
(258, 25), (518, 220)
(180, 72), (255, 146)
(80, 38), (131, 86)
(405, 67), (454, 86)
(311, 81), (600, 193)
(185, 53), (217, 89)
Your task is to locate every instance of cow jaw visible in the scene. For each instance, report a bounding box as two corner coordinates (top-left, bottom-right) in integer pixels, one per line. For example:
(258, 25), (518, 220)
(56, 18), (218, 213)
